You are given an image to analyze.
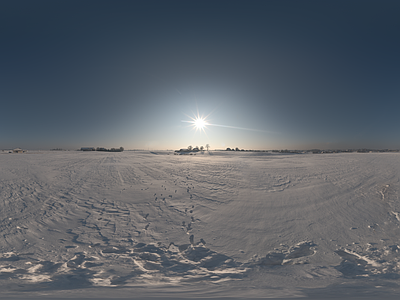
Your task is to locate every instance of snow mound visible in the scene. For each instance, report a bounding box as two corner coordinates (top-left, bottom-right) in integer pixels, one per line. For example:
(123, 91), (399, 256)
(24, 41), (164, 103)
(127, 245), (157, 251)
(253, 241), (316, 266)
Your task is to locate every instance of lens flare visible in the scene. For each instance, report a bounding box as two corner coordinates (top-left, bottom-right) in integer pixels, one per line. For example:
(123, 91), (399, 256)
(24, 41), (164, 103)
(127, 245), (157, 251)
(182, 113), (209, 134)
(182, 106), (271, 134)
(182, 115), (267, 133)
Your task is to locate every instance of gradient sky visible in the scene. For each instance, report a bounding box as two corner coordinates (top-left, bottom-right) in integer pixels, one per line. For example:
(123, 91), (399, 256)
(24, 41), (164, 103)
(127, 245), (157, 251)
(2, 0), (400, 150)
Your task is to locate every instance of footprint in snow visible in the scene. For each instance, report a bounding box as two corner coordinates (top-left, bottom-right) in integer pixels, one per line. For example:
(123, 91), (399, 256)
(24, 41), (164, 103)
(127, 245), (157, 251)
(368, 224), (379, 230)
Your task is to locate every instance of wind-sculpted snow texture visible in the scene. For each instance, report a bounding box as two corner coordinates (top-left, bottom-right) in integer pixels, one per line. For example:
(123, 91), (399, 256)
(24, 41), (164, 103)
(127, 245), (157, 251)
(1, 151), (400, 298)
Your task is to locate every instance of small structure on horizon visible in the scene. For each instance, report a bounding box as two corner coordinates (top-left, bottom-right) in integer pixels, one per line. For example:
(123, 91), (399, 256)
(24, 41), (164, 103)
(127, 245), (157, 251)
(13, 148), (25, 153)
(175, 145), (205, 155)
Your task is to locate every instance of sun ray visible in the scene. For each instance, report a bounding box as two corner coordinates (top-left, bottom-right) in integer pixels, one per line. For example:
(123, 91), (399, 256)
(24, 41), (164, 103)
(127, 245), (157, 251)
(182, 114), (272, 134)
(182, 103), (273, 136)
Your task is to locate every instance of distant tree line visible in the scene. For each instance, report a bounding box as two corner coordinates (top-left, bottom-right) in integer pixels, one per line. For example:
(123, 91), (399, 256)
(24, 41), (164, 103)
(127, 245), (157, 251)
(175, 144), (210, 153)
(222, 148), (400, 154)
(80, 147), (124, 152)
(96, 147), (124, 152)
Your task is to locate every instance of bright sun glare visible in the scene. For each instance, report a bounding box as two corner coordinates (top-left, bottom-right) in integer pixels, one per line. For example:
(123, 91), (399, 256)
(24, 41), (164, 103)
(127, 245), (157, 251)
(194, 118), (207, 130)
(182, 110), (211, 134)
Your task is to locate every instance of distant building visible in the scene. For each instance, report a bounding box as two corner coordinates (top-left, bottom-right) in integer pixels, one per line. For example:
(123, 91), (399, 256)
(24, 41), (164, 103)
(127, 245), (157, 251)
(13, 148), (24, 153)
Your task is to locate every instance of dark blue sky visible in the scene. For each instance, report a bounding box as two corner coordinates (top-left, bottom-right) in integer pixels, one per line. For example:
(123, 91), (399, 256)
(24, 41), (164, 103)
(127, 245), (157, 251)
(2, 0), (400, 150)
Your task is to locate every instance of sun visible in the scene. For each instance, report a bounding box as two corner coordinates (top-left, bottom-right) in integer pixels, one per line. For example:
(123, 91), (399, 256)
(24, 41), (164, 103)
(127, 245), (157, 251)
(182, 109), (211, 134)
(190, 116), (209, 134)
(194, 117), (207, 130)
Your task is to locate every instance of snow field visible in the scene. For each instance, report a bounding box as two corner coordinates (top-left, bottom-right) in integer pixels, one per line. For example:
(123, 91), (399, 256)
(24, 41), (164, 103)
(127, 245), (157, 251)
(1, 151), (400, 298)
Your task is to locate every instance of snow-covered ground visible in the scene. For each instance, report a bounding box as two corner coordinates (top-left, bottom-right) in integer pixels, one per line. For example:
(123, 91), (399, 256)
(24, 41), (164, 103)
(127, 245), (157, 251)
(1, 151), (400, 299)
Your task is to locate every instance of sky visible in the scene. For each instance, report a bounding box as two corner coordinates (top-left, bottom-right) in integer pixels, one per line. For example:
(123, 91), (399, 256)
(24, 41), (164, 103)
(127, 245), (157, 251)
(1, 0), (400, 150)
